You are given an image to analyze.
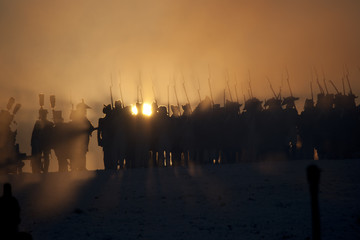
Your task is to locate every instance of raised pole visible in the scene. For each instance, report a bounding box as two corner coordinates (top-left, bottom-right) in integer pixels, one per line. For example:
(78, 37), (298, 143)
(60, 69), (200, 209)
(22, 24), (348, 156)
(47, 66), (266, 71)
(118, 71), (124, 107)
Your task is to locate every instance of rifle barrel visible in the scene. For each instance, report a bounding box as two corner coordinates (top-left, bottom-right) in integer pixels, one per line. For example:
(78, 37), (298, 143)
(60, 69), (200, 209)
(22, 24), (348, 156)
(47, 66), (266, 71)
(267, 77), (277, 99)
(328, 80), (340, 94)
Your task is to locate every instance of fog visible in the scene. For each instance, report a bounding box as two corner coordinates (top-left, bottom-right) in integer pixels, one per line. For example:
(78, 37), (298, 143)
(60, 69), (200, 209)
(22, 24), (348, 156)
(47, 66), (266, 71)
(1, 0), (360, 168)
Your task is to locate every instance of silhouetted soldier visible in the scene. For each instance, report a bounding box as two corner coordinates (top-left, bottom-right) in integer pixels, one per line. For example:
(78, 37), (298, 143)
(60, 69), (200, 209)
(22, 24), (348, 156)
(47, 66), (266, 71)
(185, 99), (216, 165)
(314, 93), (335, 159)
(182, 103), (192, 117)
(282, 96), (300, 159)
(259, 97), (286, 158)
(170, 105), (181, 118)
(69, 100), (95, 171)
(112, 101), (128, 169)
(123, 106), (137, 168)
(152, 106), (171, 166)
(0, 183), (32, 240)
(0, 98), (23, 174)
(52, 110), (71, 172)
(31, 108), (53, 173)
(210, 103), (226, 164)
(169, 105), (182, 165)
(332, 92), (359, 158)
(242, 97), (263, 160)
(134, 102), (152, 168)
(98, 104), (116, 170)
(222, 100), (242, 163)
(299, 99), (317, 159)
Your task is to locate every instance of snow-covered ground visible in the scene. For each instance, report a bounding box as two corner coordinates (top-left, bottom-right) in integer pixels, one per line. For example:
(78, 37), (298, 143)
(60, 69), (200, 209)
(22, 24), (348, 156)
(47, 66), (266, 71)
(1, 159), (360, 240)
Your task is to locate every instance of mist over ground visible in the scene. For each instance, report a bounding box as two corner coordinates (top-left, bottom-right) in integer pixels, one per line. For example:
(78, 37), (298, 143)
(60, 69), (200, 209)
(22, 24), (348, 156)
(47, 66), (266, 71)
(2, 159), (360, 239)
(1, 0), (360, 170)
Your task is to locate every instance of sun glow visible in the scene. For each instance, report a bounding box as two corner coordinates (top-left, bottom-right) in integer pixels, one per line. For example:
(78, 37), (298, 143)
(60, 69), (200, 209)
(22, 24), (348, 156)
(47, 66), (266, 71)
(142, 103), (152, 116)
(131, 103), (152, 116)
(131, 105), (138, 115)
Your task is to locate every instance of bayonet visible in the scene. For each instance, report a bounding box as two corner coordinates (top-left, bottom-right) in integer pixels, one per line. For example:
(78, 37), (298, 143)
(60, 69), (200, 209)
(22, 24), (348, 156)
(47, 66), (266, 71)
(197, 77), (201, 103)
(167, 84), (170, 116)
(182, 81), (192, 112)
(234, 81), (239, 103)
(248, 70), (254, 98)
(152, 85), (157, 104)
(208, 76), (214, 104)
(226, 70), (233, 102)
(344, 65), (353, 95)
(118, 71), (124, 107)
(314, 67), (324, 94)
(266, 76), (277, 99)
(110, 74), (114, 109)
(208, 64), (214, 104)
(321, 68), (329, 94)
(328, 80), (340, 95)
(285, 67), (293, 97)
(7, 97), (15, 111)
(174, 85), (180, 111)
(310, 69), (314, 100)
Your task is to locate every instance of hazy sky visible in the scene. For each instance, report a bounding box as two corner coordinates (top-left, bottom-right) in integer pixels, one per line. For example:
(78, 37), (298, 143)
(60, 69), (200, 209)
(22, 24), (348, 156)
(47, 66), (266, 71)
(1, 0), (360, 165)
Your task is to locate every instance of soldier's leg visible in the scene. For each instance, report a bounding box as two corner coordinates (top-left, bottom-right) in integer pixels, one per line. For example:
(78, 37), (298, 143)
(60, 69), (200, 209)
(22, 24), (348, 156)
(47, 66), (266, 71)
(31, 147), (41, 173)
(103, 147), (111, 170)
(110, 145), (118, 170)
(42, 150), (50, 173)
(31, 154), (41, 174)
(57, 153), (68, 172)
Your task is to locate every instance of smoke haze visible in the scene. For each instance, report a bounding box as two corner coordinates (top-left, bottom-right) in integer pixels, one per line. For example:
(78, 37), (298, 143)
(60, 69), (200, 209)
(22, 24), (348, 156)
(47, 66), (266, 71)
(1, 0), (360, 168)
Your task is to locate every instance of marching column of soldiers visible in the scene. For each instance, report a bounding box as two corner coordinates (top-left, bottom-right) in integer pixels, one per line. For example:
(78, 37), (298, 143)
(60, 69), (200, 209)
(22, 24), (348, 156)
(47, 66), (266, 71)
(1, 77), (360, 173)
(97, 86), (360, 170)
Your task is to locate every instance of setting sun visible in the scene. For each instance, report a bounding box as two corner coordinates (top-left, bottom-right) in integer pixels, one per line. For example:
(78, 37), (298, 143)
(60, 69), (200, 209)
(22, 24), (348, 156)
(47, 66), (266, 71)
(142, 103), (152, 116)
(131, 105), (138, 115)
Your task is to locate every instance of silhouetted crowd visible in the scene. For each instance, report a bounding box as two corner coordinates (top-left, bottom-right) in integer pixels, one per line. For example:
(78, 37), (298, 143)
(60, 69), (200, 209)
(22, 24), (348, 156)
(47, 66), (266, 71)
(0, 98), (25, 174)
(98, 92), (360, 170)
(0, 95), (95, 174)
(1, 89), (360, 173)
(30, 95), (95, 173)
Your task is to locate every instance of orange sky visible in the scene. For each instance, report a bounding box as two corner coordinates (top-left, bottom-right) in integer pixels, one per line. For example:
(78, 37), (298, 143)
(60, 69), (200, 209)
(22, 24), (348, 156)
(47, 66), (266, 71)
(1, 0), (360, 167)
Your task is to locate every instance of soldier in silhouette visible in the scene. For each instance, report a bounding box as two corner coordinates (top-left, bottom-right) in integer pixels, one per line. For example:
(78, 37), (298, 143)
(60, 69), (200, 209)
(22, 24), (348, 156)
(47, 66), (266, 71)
(282, 96), (300, 159)
(299, 99), (317, 159)
(112, 101), (129, 169)
(98, 104), (116, 170)
(221, 100), (242, 163)
(31, 108), (53, 173)
(259, 97), (285, 158)
(52, 110), (70, 172)
(314, 93), (335, 159)
(242, 97), (263, 160)
(0, 183), (32, 239)
(169, 105), (182, 165)
(69, 100), (95, 171)
(332, 93), (358, 158)
(0, 98), (23, 173)
(152, 106), (171, 166)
